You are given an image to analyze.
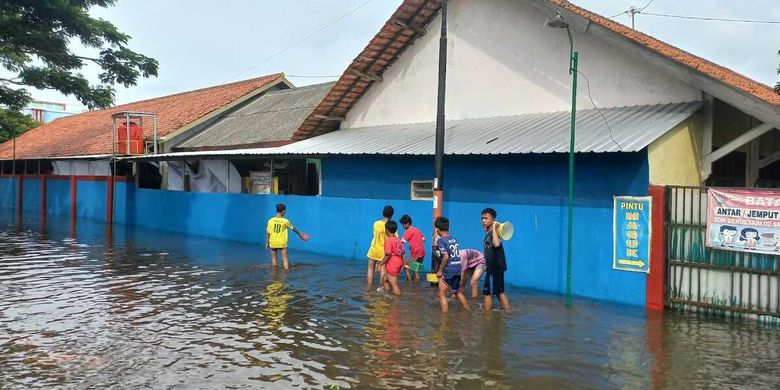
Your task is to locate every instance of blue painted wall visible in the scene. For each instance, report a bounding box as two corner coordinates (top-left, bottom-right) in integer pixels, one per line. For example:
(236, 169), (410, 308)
(22, 178), (41, 212)
(46, 178), (71, 216)
(0, 178), (15, 208)
(322, 154), (649, 305)
(0, 152), (650, 306)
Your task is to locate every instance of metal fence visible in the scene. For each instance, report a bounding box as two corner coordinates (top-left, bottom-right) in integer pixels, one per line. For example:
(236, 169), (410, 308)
(665, 186), (780, 324)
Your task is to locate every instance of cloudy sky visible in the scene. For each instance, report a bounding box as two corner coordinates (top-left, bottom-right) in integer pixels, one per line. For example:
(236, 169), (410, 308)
(28, 0), (780, 112)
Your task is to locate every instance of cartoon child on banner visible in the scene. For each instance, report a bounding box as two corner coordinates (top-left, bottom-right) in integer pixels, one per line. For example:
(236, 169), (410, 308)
(719, 225), (738, 248)
(740, 227), (760, 250)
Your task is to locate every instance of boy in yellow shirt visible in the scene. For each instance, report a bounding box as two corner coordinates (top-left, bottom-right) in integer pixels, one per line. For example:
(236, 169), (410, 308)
(266, 203), (308, 269)
(366, 205), (394, 286)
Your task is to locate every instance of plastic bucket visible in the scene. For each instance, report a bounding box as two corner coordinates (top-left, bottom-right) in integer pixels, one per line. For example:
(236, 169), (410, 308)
(409, 262), (425, 273)
(497, 221), (514, 241)
(426, 273), (439, 283)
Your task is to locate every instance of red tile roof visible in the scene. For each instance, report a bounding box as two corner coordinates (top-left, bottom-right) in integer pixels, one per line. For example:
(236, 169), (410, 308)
(0, 73), (284, 159)
(293, 0), (779, 140)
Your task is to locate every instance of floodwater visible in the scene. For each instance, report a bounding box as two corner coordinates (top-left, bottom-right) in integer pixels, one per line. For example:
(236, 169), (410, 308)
(1, 211), (779, 389)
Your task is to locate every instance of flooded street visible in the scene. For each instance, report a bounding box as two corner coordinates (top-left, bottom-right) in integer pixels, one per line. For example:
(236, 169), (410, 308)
(1, 211), (779, 389)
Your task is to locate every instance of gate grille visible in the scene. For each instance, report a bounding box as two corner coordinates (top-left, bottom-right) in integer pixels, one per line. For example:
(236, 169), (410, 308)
(665, 186), (780, 323)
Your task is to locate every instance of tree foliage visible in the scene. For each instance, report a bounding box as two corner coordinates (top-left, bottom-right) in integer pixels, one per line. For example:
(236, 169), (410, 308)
(0, 0), (158, 110)
(0, 108), (40, 143)
(775, 50), (779, 94)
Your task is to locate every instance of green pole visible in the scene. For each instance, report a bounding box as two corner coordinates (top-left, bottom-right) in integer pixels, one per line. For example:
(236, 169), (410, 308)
(566, 51), (578, 307)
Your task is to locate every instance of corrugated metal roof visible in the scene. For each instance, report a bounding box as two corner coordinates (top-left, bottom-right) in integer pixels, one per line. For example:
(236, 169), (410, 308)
(125, 102), (700, 161)
(176, 82), (335, 149)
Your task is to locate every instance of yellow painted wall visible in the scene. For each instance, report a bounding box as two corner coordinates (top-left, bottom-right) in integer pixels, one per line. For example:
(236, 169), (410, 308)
(648, 114), (702, 186)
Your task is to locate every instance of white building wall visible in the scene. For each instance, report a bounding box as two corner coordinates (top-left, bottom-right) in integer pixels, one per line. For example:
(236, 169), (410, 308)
(345, 0), (701, 128)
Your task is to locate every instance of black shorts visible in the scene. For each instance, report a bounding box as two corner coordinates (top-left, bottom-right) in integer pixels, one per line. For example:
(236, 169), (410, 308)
(483, 272), (505, 296)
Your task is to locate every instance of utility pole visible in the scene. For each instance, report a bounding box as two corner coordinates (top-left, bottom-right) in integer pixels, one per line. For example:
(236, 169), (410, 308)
(629, 6), (638, 29)
(432, 0), (448, 273)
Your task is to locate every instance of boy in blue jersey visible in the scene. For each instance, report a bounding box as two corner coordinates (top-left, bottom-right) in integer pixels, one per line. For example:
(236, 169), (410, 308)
(434, 216), (471, 313)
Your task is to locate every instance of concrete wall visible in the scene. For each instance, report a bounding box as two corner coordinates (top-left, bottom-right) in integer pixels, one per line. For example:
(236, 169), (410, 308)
(648, 114), (703, 186)
(344, 0), (700, 128)
(323, 154), (648, 206)
(0, 177), (15, 208)
(0, 152), (651, 306)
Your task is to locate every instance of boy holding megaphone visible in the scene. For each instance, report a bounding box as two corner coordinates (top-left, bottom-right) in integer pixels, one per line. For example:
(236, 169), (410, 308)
(481, 208), (510, 312)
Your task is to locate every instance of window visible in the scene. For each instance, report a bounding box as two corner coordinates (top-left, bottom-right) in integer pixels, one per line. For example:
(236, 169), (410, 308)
(411, 180), (434, 200)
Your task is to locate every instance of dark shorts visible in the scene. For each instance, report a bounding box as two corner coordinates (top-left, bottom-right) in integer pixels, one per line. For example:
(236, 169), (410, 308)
(443, 273), (461, 292)
(483, 272), (505, 296)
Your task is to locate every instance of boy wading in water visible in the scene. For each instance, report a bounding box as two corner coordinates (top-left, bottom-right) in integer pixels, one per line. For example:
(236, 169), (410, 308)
(378, 220), (408, 295)
(481, 208), (510, 311)
(266, 203), (307, 269)
(366, 205), (394, 286)
(435, 216), (470, 313)
(399, 214), (425, 281)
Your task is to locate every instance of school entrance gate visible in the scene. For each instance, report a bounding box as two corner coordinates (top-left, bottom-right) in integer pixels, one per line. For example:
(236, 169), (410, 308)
(664, 186), (780, 323)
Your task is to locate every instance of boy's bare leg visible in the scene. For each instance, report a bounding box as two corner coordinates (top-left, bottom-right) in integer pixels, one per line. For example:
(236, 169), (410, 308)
(499, 293), (510, 310)
(403, 262), (412, 282)
(456, 290), (471, 312)
(366, 259), (375, 285)
(281, 248), (290, 270)
(460, 270), (470, 296)
(470, 267), (484, 299)
(270, 249), (278, 267)
(388, 274), (401, 295)
(382, 271), (391, 292)
(438, 281), (450, 312)
(484, 295), (493, 312)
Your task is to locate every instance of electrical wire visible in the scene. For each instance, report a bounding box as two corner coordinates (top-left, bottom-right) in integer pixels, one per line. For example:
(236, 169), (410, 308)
(221, 0), (377, 83)
(286, 75), (341, 78)
(636, 0), (655, 13)
(639, 12), (780, 24)
(609, 10), (630, 19)
(577, 70), (623, 152)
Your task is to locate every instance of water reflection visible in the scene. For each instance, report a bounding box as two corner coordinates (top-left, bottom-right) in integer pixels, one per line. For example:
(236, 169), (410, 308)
(1, 210), (780, 389)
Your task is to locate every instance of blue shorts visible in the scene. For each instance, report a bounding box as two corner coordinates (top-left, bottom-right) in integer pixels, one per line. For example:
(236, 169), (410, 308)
(442, 273), (461, 291)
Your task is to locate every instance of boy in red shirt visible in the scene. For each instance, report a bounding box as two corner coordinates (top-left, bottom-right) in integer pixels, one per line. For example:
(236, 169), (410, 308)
(379, 220), (407, 295)
(399, 214), (425, 281)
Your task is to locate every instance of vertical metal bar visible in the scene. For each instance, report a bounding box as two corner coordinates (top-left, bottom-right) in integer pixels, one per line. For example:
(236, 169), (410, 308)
(153, 115), (158, 155)
(269, 158), (274, 194)
(758, 257), (762, 311)
(696, 188), (701, 304)
(748, 256), (753, 312)
(125, 113), (131, 155)
(676, 189), (684, 302)
(226, 160), (230, 193)
(685, 188), (692, 303)
(664, 187), (671, 306)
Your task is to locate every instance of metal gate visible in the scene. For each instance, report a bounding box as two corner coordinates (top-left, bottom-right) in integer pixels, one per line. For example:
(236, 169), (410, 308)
(665, 186), (780, 324)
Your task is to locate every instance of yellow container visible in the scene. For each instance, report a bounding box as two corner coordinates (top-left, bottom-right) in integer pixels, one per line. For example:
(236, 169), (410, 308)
(497, 221), (514, 241)
(426, 273), (439, 283)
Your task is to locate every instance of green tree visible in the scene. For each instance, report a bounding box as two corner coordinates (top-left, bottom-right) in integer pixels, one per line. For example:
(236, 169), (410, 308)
(775, 50), (779, 94)
(0, 108), (40, 143)
(0, 0), (158, 110)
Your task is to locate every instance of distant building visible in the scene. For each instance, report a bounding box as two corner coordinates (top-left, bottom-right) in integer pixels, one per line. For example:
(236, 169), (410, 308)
(21, 100), (75, 123)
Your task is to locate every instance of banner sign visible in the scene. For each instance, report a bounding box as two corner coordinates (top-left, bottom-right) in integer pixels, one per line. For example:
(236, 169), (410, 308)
(706, 188), (780, 255)
(613, 196), (652, 273)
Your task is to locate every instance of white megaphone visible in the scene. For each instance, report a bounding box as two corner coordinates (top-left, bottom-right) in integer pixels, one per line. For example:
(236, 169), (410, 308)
(496, 221), (514, 241)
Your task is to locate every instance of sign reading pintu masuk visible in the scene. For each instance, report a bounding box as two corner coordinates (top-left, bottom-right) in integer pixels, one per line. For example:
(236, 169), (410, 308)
(613, 196), (652, 273)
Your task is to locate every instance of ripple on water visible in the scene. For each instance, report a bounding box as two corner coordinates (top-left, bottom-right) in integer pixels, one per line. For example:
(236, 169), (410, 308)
(1, 218), (780, 389)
